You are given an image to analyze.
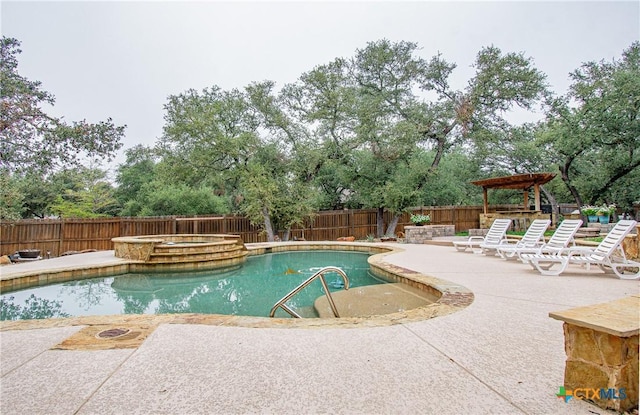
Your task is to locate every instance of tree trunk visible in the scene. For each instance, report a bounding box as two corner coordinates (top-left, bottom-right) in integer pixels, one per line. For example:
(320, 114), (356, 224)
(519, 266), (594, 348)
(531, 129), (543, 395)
(558, 160), (584, 212)
(376, 207), (385, 237)
(262, 207), (276, 242)
(540, 185), (559, 226)
(385, 213), (401, 237)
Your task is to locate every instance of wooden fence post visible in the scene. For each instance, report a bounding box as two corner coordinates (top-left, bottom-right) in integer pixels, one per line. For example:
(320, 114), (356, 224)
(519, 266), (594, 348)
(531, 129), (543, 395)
(453, 206), (458, 233)
(349, 209), (354, 236)
(59, 219), (65, 256)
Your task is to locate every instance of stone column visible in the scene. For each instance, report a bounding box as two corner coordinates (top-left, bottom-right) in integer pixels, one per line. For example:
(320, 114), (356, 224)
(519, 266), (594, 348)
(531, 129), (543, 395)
(550, 296), (639, 412)
(563, 323), (638, 411)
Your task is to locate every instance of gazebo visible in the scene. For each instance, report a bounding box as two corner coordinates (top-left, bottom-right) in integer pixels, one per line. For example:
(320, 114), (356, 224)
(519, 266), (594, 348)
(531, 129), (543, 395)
(471, 172), (556, 229)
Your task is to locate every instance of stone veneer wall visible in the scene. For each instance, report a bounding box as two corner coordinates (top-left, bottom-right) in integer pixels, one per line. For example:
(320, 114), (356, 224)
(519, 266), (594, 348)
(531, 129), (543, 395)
(468, 229), (489, 237)
(113, 238), (159, 261)
(405, 226), (432, 244)
(110, 234), (249, 273)
(621, 224), (639, 260)
(479, 212), (548, 230)
(550, 296), (639, 412)
(405, 225), (455, 244)
(563, 324), (638, 411)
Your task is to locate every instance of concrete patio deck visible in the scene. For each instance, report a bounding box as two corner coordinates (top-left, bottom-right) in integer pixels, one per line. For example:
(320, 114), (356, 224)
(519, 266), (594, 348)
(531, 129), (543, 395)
(1, 243), (638, 414)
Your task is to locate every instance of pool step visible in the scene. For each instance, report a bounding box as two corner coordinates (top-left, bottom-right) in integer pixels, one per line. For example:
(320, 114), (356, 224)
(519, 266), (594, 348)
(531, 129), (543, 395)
(113, 234), (250, 272)
(147, 245), (247, 263)
(314, 283), (439, 318)
(153, 240), (242, 255)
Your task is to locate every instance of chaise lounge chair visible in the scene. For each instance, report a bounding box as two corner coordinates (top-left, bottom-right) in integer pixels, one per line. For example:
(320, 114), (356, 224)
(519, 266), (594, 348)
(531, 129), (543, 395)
(521, 220), (640, 279)
(496, 219), (582, 261)
(488, 219), (550, 258)
(453, 218), (512, 253)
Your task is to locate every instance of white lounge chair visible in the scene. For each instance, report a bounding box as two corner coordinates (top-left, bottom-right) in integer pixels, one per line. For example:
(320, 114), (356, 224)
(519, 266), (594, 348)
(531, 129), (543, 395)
(522, 220), (640, 279)
(497, 219), (582, 261)
(490, 219), (550, 258)
(453, 218), (512, 253)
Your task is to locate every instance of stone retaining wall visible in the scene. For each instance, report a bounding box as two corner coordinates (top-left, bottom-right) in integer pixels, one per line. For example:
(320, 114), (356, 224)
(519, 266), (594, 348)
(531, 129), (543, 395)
(622, 224), (639, 260)
(405, 225), (455, 244)
(468, 229), (489, 237)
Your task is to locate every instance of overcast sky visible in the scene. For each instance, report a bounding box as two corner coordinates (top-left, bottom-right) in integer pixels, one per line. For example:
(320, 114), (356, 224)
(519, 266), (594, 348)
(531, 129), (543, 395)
(2, 1), (639, 171)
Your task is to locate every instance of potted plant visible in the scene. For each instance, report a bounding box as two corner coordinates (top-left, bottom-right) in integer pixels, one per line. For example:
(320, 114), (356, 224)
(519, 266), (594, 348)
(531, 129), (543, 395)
(597, 204), (615, 224)
(580, 206), (599, 223)
(410, 214), (431, 226)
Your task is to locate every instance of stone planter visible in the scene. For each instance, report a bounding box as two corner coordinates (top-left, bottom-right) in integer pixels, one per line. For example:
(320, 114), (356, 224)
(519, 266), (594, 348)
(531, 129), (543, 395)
(405, 225), (455, 244)
(405, 226), (433, 244)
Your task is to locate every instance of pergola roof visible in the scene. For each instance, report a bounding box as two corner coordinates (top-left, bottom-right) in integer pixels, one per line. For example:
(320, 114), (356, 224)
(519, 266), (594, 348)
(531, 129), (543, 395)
(471, 173), (556, 190)
(471, 173), (557, 214)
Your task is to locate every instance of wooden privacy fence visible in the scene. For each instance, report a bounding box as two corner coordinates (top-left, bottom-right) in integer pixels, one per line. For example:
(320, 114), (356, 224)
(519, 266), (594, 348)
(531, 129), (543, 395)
(1, 205), (556, 257)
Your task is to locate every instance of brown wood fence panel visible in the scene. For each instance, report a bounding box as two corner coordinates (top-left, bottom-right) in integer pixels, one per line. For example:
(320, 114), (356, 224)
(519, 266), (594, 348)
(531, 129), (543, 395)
(389, 206), (483, 233)
(120, 217), (176, 236)
(221, 216), (265, 243)
(307, 210), (351, 240)
(295, 209), (378, 240)
(0, 219), (61, 257)
(351, 210), (378, 239)
(2, 204), (572, 256)
(189, 217), (226, 234)
(174, 216), (259, 242)
(61, 218), (120, 253)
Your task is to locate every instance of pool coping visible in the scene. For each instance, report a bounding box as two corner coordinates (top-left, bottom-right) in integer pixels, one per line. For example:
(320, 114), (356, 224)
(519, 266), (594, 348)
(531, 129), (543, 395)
(0, 241), (473, 331)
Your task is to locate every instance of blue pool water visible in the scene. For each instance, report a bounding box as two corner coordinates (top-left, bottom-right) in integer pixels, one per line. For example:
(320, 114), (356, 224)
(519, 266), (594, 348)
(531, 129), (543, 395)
(1, 251), (386, 320)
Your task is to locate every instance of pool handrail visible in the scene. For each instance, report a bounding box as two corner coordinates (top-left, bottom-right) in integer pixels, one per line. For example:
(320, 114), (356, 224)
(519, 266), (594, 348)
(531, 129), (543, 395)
(269, 266), (350, 318)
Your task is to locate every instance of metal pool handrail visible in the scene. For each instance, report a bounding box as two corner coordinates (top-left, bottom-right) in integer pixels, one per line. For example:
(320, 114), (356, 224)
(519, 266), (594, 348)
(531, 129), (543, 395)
(269, 266), (350, 318)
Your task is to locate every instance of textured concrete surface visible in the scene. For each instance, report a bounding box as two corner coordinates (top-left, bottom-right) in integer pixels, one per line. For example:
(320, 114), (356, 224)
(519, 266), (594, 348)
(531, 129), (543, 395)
(1, 243), (639, 414)
(2, 347), (133, 414)
(0, 326), (84, 375)
(0, 250), (128, 278)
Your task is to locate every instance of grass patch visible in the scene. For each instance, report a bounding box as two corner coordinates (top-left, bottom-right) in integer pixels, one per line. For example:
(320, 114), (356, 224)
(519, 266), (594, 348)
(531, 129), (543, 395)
(583, 237), (604, 243)
(506, 230), (556, 237)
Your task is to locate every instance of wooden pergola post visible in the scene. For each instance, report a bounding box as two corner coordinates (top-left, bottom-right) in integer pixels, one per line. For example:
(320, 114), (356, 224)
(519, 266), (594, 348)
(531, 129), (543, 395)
(483, 187), (489, 214)
(534, 183), (541, 211)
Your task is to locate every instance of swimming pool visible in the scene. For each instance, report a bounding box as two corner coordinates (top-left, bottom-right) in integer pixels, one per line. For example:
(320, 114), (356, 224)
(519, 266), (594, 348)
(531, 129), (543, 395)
(0, 251), (386, 320)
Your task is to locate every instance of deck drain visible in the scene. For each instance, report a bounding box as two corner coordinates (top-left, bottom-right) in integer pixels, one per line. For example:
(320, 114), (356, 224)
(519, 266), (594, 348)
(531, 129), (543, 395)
(96, 328), (131, 339)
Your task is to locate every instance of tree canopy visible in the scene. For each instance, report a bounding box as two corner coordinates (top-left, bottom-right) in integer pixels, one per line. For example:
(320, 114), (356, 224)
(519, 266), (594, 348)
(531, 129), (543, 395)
(540, 41), (640, 211)
(1, 37), (126, 220)
(5, 36), (639, 230)
(1, 37), (125, 175)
